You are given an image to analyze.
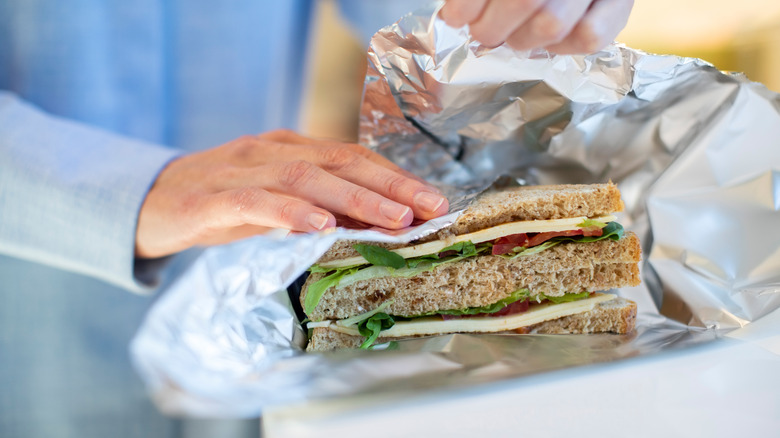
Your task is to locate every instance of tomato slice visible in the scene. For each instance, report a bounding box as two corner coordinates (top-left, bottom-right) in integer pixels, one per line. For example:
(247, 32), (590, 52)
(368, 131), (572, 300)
(527, 229), (581, 247)
(526, 227), (604, 247)
(491, 233), (529, 255)
(491, 226), (604, 254)
(441, 299), (530, 320)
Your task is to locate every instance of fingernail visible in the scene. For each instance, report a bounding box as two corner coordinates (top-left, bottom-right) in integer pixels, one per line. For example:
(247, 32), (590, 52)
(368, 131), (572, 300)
(414, 191), (445, 213)
(307, 212), (330, 230)
(380, 201), (411, 222)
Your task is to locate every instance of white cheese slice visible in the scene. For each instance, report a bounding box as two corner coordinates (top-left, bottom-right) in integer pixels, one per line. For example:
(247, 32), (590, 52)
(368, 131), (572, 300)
(318, 215), (617, 269)
(307, 293), (616, 336)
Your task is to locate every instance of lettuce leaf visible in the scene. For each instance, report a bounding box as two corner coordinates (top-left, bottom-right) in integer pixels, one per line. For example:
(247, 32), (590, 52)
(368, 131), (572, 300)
(303, 266), (359, 315)
(339, 300), (393, 327)
(353, 244), (405, 269)
(576, 218), (609, 229)
(357, 312), (395, 349)
(405, 241), (484, 267)
(564, 221), (624, 242)
(333, 242), (490, 291)
(433, 288), (530, 316)
(498, 240), (560, 259)
(544, 290), (591, 304)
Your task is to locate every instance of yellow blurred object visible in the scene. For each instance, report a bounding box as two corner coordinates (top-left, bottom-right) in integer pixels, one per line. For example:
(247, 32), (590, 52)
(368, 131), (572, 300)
(618, 1), (780, 92)
(300, 0), (365, 142)
(731, 24), (780, 92)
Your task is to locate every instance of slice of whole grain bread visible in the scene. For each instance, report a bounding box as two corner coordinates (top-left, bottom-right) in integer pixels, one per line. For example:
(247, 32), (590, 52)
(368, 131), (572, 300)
(306, 297), (637, 351)
(317, 182), (624, 264)
(303, 232), (641, 321)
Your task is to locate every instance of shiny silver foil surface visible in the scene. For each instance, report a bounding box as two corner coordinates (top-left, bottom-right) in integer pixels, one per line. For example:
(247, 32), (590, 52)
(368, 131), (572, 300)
(131, 4), (780, 417)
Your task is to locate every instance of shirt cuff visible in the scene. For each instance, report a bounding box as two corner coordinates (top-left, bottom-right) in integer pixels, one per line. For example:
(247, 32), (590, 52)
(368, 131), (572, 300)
(0, 91), (183, 293)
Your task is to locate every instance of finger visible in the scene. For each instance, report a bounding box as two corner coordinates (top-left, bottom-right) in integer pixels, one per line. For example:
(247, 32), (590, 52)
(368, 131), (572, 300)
(468, 0), (545, 48)
(321, 142), (441, 192)
(255, 132), (439, 190)
(203, 186), (337, 233)
(259, 160), (417, 229)
(218, 135), (445, 204)
(223, 142), (448, 219)
(213, 159), (447, 225)
(231, 132), (448, 218)
(302, 148), (449, 219)
(260, 132), (411, 179)
(504, 0), (592, 51)
(440, 0), (488, 27)
(284, 162), (416, 229)
(544, 0), (633, 54)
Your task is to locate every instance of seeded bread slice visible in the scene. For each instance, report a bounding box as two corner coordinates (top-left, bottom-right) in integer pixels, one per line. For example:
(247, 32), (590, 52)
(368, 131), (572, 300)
(317, 182), (624, 264)
(302, 232), (641, 321)
(306, 297), (638, 351)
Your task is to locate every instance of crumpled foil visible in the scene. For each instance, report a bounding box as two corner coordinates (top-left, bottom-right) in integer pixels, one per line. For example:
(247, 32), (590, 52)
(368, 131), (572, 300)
(130, 3), (780, 417)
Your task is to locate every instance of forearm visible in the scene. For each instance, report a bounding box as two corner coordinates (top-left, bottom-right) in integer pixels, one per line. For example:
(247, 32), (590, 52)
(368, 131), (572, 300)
(0, 91), (181, 293)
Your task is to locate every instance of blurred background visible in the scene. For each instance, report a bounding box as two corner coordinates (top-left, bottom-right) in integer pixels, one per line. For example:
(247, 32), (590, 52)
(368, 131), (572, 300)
(301, 0), (780, 142)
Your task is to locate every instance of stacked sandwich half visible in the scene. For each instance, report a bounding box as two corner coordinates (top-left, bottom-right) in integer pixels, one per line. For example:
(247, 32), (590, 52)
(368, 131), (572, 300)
(302, 183), (641, 351)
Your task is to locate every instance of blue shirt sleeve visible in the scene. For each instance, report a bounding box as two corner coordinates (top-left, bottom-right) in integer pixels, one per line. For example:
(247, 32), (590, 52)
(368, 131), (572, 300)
(0, 91), (182, 292)
(336, 0), (432, 44)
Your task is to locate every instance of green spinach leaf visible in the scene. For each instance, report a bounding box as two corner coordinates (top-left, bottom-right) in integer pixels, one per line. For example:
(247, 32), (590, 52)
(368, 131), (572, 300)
(357, 313), (396, 349)
(354, 244), (406, 269)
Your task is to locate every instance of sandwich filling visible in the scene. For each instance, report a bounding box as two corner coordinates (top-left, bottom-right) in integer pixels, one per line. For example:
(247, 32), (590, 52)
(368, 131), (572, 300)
(304, 216), (627, 349)
(307, 292), (617, 348)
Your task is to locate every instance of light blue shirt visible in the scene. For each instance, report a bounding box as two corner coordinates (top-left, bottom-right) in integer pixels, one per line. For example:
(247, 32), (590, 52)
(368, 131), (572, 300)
(0, 1), (425, 436)
(1, 0), (313, 291)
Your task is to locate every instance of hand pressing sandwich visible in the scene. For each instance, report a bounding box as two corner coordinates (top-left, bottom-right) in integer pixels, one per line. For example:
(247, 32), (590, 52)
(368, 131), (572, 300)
(302, 182), (641, 351)
(135, 130), (448, 258)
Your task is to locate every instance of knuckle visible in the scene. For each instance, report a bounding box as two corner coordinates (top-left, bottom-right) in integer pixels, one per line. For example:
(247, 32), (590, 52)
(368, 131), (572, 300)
(382, 174), (411, 198)
(236, 134), (258, 144)
(262, 128), (295, 142)
(275, 128), (297, 138)
(276, 199), (297, 225)
(277, 160), (317, 187)
(234, 134), (260, 149)
(228, 187), (263, 214)
(230, 135), (262, 159)
(179, 191), (205, 219)
(344, 187), (371, 211)
(319, 146), (361, 172)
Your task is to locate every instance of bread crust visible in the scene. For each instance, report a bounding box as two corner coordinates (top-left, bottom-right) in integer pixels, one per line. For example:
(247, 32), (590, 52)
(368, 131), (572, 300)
(318, 182), (624, 263)
(306, 297), (638, 351)
(302, 233), (641, 321)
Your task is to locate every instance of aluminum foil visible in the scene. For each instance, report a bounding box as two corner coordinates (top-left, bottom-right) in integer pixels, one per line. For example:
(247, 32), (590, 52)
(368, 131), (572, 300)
(131, 3), (780, 417)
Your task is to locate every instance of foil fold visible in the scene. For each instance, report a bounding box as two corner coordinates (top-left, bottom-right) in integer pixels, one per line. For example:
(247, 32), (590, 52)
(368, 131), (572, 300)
(131, 4), (780, 417)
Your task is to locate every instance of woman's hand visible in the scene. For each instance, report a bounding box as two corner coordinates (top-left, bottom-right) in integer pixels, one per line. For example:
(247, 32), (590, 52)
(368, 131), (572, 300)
(440, 0), (634, 54)
(135, 130), (448, 258)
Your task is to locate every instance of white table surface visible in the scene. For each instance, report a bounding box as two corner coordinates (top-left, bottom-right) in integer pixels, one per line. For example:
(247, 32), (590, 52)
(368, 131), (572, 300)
(263, 307), (780, 438)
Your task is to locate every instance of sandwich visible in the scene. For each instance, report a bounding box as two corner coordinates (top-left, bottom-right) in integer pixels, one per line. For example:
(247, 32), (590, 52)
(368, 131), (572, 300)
(301, 183), (641, 351)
